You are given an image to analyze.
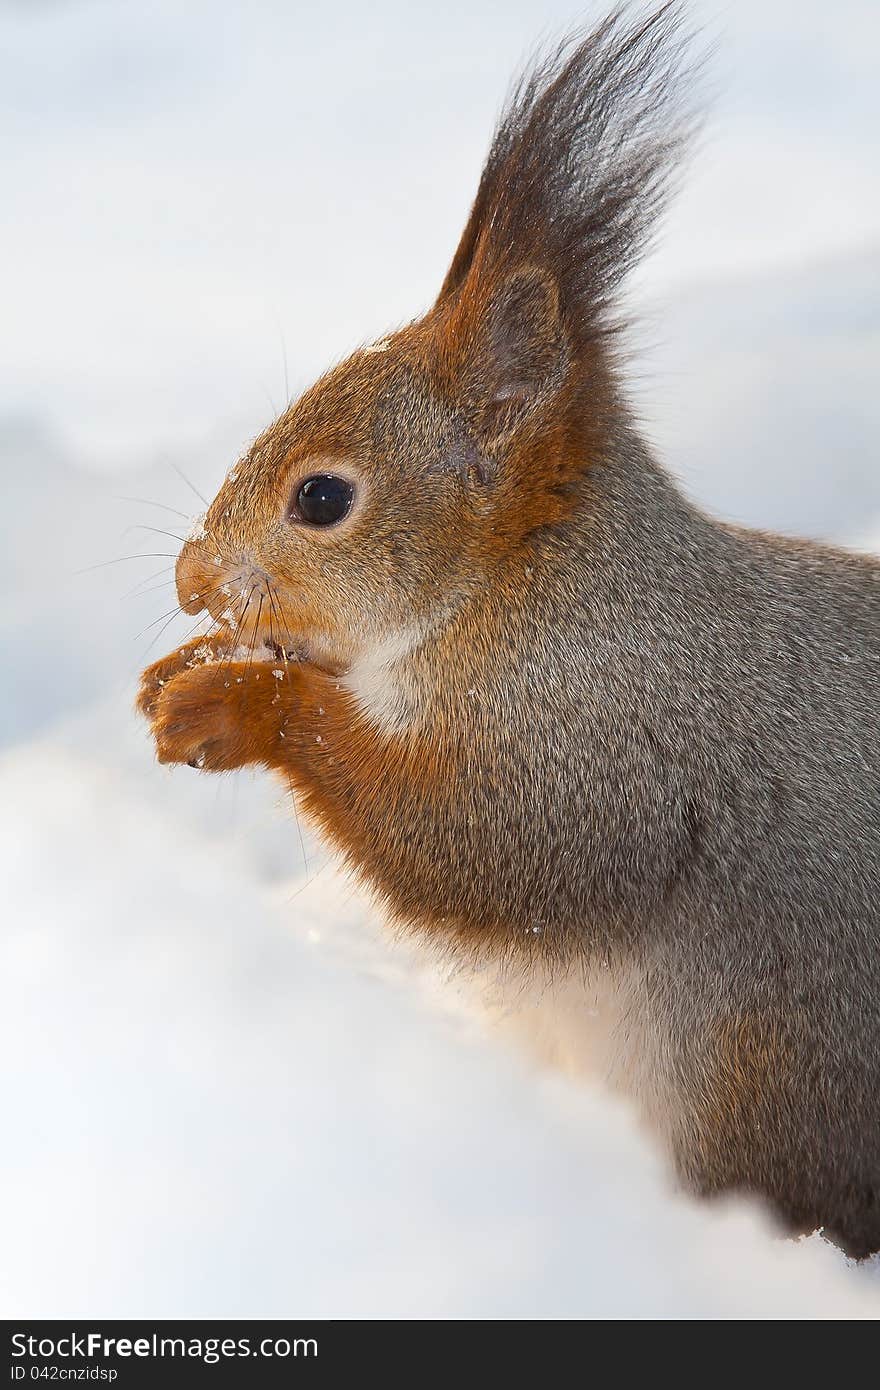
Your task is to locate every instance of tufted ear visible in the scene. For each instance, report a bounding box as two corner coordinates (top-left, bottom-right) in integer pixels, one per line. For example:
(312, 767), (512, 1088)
(468, 266), (567, 445)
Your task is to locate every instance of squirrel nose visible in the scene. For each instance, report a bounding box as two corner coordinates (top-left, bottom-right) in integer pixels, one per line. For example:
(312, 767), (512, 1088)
(175, 540), (214, 615)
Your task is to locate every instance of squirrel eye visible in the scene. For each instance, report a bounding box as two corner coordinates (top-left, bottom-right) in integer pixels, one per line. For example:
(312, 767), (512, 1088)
(291, 474), (355, 527)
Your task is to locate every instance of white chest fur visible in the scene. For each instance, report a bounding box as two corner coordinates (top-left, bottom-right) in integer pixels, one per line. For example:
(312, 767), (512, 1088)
(342, 628), (424, 733)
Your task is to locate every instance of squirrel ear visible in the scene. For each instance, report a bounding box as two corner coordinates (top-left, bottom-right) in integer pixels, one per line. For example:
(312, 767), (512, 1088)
(472, 266), (566, 442)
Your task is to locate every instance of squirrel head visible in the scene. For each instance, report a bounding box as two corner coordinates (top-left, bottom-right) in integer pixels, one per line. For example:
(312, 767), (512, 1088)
(176, 266), (595, 671)
(176, 6), (694, 671)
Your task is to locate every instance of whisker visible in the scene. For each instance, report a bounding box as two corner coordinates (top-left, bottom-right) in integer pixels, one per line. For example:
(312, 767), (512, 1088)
(133, 575), (230, 640)
(180, 571), (243, 659)
(122, 565), (174, 598)
(75, 553), (177, 575)
(196, 574), (243, 608)
(123, 524), (187, 543)
(133, 603), (188, 643)
(125, 579), (176, 600)
(136, 575), (242, 650)
(286, 855), (334, 903)
(271, 589), (300, 656)
(115, 496), (190, 521)
(171, 461), (209, 509)
(266, 587), (276, 662)
(265, 584), (284, 650)
(219, 582), (257, 674)
(140, 601), (228, 667)
(173, 583), (242, 655)
(245, 594), (265, 676)
(140, 607), (190, 662)
(268, 583), (311, 883)
(175, 610), (223, 653)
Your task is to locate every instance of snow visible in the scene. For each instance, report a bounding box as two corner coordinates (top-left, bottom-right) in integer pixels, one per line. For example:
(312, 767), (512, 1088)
(0, 705), (878, 1318)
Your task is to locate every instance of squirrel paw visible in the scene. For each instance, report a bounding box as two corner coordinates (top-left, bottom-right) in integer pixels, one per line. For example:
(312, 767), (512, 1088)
(147, 661), (269, 772)
(137, 633), (230, 720)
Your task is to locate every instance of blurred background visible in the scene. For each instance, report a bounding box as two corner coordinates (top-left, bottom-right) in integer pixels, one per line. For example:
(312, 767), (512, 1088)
(0, 0), (878, 1317)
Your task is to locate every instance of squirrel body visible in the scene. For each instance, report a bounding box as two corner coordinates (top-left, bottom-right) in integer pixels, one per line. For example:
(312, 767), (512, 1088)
(140, 8), (880, 1255)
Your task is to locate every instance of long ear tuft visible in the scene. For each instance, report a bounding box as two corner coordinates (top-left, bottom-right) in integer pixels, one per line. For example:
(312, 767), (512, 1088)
(437, 4), (699, 337)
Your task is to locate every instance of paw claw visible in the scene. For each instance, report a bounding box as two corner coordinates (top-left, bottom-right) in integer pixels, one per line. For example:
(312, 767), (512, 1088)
(147, 663), (254, 771)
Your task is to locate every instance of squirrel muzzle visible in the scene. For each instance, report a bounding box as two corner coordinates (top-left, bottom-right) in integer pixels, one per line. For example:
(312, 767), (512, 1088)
(175, 539), (216, 617)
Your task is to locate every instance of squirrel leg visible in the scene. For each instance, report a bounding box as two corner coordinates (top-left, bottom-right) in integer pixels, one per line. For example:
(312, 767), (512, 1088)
(147, 659), (301, 772)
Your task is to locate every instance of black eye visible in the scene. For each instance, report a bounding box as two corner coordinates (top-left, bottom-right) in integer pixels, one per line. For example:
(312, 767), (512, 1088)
(292, 474), (355, 527)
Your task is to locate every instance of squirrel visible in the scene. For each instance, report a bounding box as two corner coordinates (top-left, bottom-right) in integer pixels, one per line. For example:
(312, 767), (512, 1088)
(138, 6), (880, 1258)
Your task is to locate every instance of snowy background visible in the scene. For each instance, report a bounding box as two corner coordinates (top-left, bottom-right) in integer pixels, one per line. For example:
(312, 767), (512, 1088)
(1, 0), (879, 1317)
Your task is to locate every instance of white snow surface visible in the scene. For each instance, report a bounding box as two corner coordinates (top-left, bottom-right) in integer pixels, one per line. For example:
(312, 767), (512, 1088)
(0, 704), (878, 1319)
